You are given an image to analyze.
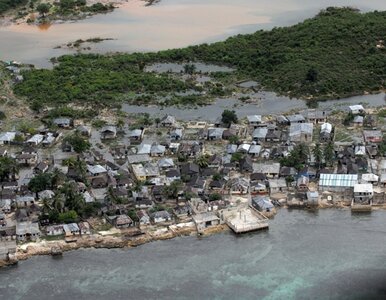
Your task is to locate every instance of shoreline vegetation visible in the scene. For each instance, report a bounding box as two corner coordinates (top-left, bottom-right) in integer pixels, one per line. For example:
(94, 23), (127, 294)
(11, 7), (386, 111)
(0, 0), (118, 25)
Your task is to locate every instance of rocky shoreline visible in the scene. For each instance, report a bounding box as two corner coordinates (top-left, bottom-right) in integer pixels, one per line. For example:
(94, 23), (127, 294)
(0, 224), (229, 268)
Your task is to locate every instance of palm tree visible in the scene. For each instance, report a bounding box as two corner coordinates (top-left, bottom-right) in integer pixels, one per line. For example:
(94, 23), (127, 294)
(195, 155), (209, 168)
(51, 168), (65, 189)
(163, 180), (182, 203)
(41, 197), (53, 215)
(52, 194), (65, 213)
(312, 143), (323, 170)
(132, 181), (143, 193)
(323, 141), (335, 167)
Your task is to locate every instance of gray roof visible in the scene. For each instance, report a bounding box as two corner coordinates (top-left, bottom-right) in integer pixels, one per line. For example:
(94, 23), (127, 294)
(247, 115), (262, 123)
(287, 114), (305, 123)
(253, 128), (268, 139)
(150, 144), (166, 154)
(53, 118), (71, 125)
(289, 123), (313, 136)
(137, 144), (152, 154)
(208, 128), (225, 137)
(101, 125), (117, 134)
(128, 129), (143, 137)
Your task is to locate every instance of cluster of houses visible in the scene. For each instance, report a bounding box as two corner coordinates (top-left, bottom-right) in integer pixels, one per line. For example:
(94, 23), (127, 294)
(0, 104), (385, 258)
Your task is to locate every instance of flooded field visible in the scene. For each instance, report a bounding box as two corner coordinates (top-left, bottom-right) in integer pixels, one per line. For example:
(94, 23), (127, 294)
(145, 62), (235, 73)
(1, 0), (386, 67)
(123, 92), (386, 122)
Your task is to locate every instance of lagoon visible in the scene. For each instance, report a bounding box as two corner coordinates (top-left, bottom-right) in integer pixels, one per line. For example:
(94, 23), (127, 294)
(1, 0), (386, 67)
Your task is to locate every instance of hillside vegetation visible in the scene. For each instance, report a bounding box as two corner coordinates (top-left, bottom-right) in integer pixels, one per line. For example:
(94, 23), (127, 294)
(0, 0), (27, 14)
(14, 7), (386, 108)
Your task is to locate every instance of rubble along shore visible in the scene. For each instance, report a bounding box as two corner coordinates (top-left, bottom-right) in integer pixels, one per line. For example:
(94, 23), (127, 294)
(0, 224), (229, 268)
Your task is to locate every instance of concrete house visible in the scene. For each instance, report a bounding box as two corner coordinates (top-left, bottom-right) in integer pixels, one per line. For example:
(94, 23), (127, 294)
(253, 127), (268, 142)
(226, 177), (250, 194)
(349, 105), (365, 115)
(27, 134), (44, 146)
(363, 130), (382, 144)
(137, 210), (151, 226)
(101, 125), (117, 139)
(207, 128), (225, 140)
(320, 122), (333, 143)
(287, 114), (305, 124)
(251, 197), (274, 212)
(16, 221), (41, 241)
(353, 183), (373, 204)
(303, 110), (327, 124)
(247, 115), (262, 127)
(160, 115), (176, 127)
(150, 144), (166, 157)
(87, 164), (107, 177)
(128, 129), (144, 142)
(0, 132), (16, 145)
(253, 163), (280, 178)
(151, 210), (172, 223)
(352, 116), (364, 127)
(170, 128), (183, 140)
(53, 118), (72, 128)
(289, 123), (313, 143)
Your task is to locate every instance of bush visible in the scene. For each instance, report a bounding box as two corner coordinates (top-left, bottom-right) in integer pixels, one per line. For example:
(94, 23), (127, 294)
(58, 210), (78, 223)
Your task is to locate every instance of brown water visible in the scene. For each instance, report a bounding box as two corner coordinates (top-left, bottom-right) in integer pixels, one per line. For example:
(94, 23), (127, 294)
(1, 0), (386, 67)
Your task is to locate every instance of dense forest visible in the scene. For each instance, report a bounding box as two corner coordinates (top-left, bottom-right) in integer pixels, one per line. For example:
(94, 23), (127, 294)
(0, 0), (27, 14)
(14, 7), (386, 108)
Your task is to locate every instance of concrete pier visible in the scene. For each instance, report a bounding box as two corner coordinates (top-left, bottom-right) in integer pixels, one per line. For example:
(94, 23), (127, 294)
(221, 207), (269, 233)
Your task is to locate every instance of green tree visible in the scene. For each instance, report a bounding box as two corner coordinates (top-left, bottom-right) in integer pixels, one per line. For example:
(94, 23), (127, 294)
(58, 210), (78, 223)
(212, 173), (222, 181)
(221, 110), (238, 127)
(306, 68), (318, 82)
(0, 157), (18, 181)
(231, 152), (243, 162)
(64, 133), (90, 153)
(36, 3), (50, 17)
(209, 193), (222, 202)
(163, 180), (183, 201)
(228, 135), (239, 144)
(285, 175), (295, 187)
(280, 143), (309, 171)
(60, 182), (85, 213)
(183, 63), (196, 75)
(28, 173), (52, 197)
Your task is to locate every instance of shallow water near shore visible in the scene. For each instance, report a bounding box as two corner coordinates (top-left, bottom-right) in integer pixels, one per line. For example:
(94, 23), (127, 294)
(1, 0), (386, 67)
(1, 209), (386, 299)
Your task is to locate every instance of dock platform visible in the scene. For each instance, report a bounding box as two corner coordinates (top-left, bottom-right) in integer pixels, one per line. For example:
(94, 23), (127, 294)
(222, 207), (269, 233)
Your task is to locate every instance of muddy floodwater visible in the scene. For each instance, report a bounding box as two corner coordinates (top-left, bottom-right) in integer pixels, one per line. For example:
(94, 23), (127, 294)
(1, 209), (386, 300)
(1, 0), (386, 67)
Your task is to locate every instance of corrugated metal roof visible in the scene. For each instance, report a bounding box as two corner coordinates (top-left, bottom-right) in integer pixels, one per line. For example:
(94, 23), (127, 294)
(319, 173), (358, 187)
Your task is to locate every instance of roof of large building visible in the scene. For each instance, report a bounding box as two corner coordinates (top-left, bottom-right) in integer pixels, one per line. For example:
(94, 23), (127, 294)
(319, 173), (358, 187)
